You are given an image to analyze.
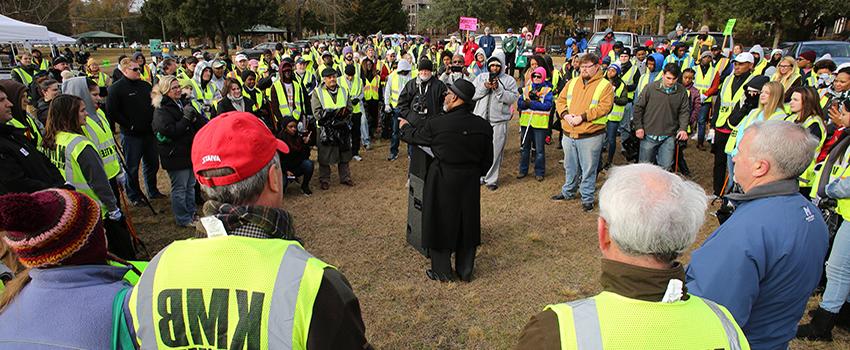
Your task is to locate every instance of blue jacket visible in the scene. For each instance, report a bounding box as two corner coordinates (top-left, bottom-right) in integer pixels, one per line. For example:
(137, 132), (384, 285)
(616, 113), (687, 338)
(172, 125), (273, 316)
(0, 265), (131, 349)
(686, 180), (829, 350)
(517, 81), (554, 112)
(478, 35), (496, 58)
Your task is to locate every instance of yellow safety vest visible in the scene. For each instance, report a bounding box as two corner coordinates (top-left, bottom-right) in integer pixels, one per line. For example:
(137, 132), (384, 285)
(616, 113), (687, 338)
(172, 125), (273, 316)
(519, 83), (552, 129)
(9, 115), (42, 147)
(620, 66), (637, 99)
(242, 88), (264, 111)
(715, 74), (754, 130)
(39, 131), (106, 216)
(192, 80), (216, 107)
(608, 82), (627, 122)
(635, 72), (662, 101)
(37, 58), (49, 72)
(226, 70), (244, 85)
(12, 67), (34, 86)
(725, 107), (786, 154)
(694, 65), (715, 103)
(812, 145), (850, 218)
(316, 86), (348, 111)
(338, 76), (363, 114)
(386, 71), (404, 108)
(82, 109), (120, 179)
(753, 59), (768, 76)
(787, 114), (827, 187)
(272, 80), (303, 121)
(89, 71), (108, 88)
(363, 75), (380, 101)
(804, 69), (818, 87)
(140, 65), (152, 84)
(552, 69), (563, 93)
(545, 291), (749, 350)
(128, 235), (332, 349)
(563, 78), (612, 126)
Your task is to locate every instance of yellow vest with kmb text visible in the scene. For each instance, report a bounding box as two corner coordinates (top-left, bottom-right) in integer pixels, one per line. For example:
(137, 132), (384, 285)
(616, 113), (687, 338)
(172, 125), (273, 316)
(128, 235), (332, 349)
(546, 291), (749, 350)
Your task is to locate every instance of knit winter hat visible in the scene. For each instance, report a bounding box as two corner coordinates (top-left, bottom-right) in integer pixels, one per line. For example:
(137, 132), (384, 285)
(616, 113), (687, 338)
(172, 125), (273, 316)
(0, 189), (107, 268)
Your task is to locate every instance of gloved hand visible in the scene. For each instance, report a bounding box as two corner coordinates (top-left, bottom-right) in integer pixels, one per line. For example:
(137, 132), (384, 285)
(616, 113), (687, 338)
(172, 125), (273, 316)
(108, 209), (123, 221)
(384, 104), (392, 113)
(182, 104), (197, 122)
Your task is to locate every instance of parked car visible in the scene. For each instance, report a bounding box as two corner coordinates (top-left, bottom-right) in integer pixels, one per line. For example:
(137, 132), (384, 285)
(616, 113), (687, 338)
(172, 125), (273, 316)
(784, 41), (850, 66)
(548, 45), (564, 54)
(242, 42), (281, 60)
(586, 31), (639, 55)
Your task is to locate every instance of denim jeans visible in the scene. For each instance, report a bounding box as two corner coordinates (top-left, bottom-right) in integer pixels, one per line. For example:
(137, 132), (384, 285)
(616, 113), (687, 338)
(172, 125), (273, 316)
(605, 120), (620, 164)
(727, 154), (735, 193)
(697, 103), (711, 145)
(285, 159), (314, 190)
(121, 132), (161, 202)
(639, 136), (676, 170)
(167, 168), (196, 226)
(389, 108), (401, 157)
(821, 220), (850, 312)
(561, 133), (604, 204)
(360, 113), (370, 147)
(520, 126), (546, 177)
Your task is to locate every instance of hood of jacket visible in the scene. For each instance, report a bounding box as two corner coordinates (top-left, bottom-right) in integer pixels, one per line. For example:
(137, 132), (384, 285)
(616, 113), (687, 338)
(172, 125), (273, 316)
(487, 50), (506, 76)
(0, 80), (27, 122)
(648, 53), (665, 73)
(749, 45), (765, 63)
(193, 61), (211, 83)
(61, 77), (99, 119)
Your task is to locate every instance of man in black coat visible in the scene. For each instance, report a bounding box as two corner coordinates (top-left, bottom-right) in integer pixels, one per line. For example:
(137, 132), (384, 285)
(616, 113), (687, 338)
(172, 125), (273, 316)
(399, 79), (494, 282)
(0, 84), (64, 194)
(397, 59), (448, 176)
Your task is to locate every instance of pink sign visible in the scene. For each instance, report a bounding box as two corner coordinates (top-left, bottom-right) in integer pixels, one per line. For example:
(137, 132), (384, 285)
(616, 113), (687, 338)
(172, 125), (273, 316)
(459, 17), (478, 31)
(533, 23), (543, 37)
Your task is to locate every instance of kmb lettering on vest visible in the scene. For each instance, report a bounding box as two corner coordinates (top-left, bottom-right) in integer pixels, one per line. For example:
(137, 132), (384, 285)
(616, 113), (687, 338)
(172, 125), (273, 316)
(157, 288), (264, 349)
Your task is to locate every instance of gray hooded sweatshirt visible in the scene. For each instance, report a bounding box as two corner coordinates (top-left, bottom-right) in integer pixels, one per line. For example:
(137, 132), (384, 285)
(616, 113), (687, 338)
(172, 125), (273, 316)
(472, 50), (519, 123)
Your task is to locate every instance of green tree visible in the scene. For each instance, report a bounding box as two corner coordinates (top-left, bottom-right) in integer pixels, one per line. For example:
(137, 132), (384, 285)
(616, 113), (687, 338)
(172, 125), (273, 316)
(342, 0), (407, 35)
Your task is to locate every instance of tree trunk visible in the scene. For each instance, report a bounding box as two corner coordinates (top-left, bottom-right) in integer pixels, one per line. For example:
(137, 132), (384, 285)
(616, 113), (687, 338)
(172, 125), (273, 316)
(702, 8), (711, 28)
(772, 23), (782, 49)
(218, 22), (228, 55)
(295, 5), (303, 40)
(657, 3), (667, 36)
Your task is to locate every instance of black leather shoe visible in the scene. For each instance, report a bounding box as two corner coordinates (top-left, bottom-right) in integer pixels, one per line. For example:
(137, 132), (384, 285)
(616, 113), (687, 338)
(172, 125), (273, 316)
(426, 269), (454, 282)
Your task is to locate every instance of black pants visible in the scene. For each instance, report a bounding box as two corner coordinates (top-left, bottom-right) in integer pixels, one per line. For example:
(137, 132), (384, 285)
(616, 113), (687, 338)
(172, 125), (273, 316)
(351, 112), (362, 156)
(364, 100), (380, 140)
(712, 131), (730, 196)
(675, 141), (690, 176)
(430, 245), (477, 281)
(505, 51), (516, 77)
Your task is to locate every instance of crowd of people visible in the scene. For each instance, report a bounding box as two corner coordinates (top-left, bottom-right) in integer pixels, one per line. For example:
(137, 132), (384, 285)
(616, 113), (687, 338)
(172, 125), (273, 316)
(1, 23), (850, 349)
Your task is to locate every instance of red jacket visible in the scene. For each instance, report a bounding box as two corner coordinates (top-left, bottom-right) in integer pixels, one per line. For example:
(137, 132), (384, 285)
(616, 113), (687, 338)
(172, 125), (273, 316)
(463, 41), (479, 66)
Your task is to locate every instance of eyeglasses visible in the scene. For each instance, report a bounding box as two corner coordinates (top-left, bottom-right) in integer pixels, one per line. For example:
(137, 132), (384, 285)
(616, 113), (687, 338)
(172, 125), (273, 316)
(532, 74), (542, 79)
(452, 60), (463, 64)
(131, 67), (141, 73)
(580, 64), (596, 70)
(778, 64), (793, 68)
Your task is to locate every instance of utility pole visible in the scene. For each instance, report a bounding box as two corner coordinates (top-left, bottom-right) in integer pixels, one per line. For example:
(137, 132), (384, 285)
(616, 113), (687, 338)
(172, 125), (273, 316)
(160, 18), (166, 40)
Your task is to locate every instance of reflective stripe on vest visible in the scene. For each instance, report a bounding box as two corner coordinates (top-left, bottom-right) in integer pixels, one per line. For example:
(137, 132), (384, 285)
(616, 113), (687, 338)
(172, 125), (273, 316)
(388, 72), (403, 107)
(82, 109), (120, 179)
(792, 114), (826, 187)
(192, 80), (216, 107)
(636, 72), (662, 101)
(564, 78), (611, 125)
(545, 293), (744, 350)
(317, 86), (348, 110)
(339, 76), (363, 113)
(9, 115), (42, 147)
(363, 76), (380, 101)
(725, 108), (786, 154)
(715, 74), (754, 130)
(519, 83), (552, 129)
(39, 132), (103, 214)
(694, 65), (715, 102)
(12, 67), (33, 85)
(621, 66), (636, 99)
(609, 82), (626, 122)
(273, 81), (302, 121)
(129, 237), (331, 349)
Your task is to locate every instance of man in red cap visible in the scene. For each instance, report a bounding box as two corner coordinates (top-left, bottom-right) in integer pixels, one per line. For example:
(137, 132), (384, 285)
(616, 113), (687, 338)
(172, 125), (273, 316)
(798, 50), (818, 87)
(126, 111), (372, 350)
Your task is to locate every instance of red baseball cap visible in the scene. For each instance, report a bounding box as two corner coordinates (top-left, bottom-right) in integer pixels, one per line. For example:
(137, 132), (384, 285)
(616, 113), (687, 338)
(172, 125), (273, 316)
(191, 112), (289, 187)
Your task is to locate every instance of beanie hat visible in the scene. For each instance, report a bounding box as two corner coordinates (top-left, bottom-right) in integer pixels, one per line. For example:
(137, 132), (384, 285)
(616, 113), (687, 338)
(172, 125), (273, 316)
(799, 50), (817, 63)
(532, 67), (547, 81)
(0, 189), (107, 268)
(343, 46), (353, 56)
(608, 64), (621, 76)
(418, 59), (433, 72)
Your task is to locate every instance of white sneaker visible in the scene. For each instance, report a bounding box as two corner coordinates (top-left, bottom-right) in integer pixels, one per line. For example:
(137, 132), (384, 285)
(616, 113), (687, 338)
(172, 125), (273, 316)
(353, 155), (363, 161)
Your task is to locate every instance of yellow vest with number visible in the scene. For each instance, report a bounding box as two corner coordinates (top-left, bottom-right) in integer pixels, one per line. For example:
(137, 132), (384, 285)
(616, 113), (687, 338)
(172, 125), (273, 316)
(82, 109), (120, 179)
(715, 74), (754, 130)
(128, 235), (332, 349)
(363, 75), (380, 101)
(519, 83), (551, 129)
(12, 67), (34, 86)
(546, 291), (749, 350)
(694, 65), (715, 103)
(272, 80), (303, 121)
(789, 114), (826, 188)
(9, 115), (42, 147)
(39, 131), (105, 216)
(608, 82), (626, 122)
(339, 77), (363, 114)
(564, 78), (611, 125)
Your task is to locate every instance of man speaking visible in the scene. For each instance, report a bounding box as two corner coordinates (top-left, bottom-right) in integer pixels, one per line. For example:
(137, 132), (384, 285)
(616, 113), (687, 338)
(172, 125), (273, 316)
(399, 80), (493, 282)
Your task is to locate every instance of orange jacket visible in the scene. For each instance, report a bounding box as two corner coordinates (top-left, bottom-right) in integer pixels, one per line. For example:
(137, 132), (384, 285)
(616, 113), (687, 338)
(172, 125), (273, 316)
(555, 70), (613, 138)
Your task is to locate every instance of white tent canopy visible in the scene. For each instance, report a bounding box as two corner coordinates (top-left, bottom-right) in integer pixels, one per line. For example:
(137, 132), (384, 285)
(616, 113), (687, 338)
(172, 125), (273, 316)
(0, 14), (51, 44)
(48, 31), (76, 44)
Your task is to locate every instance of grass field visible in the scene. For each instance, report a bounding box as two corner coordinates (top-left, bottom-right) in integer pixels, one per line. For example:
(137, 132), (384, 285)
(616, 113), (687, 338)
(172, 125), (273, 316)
(89, 48), (848, 349)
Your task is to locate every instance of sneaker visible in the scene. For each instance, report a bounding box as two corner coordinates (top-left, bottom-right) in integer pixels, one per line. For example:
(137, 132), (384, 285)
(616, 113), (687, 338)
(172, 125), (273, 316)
(582, 202), (594, 212)
(301, 187), (313, 196)
(364, 144), (372, 150)
(516, 173), (528, 179)
(551, 193), (568, 201)
(387, 154), (398, 161)
(486, 184), (498, 191)
(536, 176), (544, 181)
(353, 155), (363, 161)
(558, 159), (564, 164)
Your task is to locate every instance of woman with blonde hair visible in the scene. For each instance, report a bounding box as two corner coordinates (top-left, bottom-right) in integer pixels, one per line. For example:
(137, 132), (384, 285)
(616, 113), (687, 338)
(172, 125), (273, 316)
(151, 76), (206, 227)
(770, 56), (801, 103)
(728, 81), (786, 157)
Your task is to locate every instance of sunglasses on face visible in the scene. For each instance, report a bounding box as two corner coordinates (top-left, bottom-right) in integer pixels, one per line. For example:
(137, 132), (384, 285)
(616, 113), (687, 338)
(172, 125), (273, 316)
(131, 67), (141, 73)
(452, 60), (463, 64)
(532, 74), (542, 79)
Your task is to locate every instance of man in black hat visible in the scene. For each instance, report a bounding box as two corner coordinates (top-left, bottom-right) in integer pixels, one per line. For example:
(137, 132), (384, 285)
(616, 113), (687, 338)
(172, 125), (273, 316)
(399, 80), (494, 282)
(48, 57), (69, 83)
(311, 67), (354, 190)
